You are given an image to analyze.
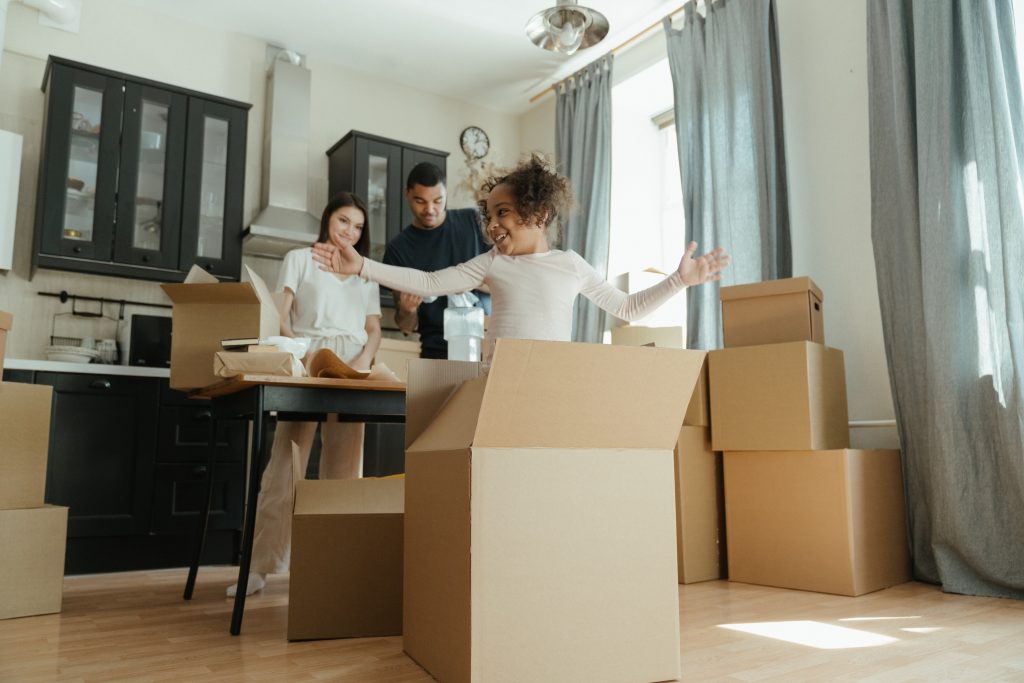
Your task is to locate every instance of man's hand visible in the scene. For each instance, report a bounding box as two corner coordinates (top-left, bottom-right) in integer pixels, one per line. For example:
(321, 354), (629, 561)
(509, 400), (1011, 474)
(311, 241), (363, 275)
(394, 292), (421, 334)
(677, 241), (730, 286)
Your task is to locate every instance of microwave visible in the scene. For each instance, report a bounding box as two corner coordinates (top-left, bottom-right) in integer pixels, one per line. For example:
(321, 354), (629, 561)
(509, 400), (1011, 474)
(129, 314), (172, 367)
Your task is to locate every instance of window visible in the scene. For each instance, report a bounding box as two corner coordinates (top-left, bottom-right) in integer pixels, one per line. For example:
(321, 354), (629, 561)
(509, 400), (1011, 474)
(609, 57), (686, 332)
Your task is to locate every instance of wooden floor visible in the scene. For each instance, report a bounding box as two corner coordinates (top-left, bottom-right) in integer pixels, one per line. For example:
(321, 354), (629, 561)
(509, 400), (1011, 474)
(2, 568), (1023, 682)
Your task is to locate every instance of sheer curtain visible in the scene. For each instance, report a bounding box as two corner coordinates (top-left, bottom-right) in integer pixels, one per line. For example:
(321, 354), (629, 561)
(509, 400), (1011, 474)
(663, 0), (791, 350)
(867, 0), (1024, 598)
(556, 55), (614, 343)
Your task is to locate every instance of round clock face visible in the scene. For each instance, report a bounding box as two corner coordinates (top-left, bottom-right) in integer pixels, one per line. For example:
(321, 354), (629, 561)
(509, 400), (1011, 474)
(460, 126), (490, 159)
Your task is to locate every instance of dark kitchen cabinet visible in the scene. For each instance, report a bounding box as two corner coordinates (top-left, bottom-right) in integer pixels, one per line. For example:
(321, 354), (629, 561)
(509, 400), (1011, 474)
(2, 369), (243, 574)
(34, 56), (250, 283)
(34, 372), (159, 537)
(326, 131), (448, 265)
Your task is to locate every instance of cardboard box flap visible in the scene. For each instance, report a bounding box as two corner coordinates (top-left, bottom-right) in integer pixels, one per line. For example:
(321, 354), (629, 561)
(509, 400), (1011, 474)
(474, 339), (705, 450)
(720, 276), (823, 302)
(293, 477), (404, 515)
(0, 310), (12, 331)
(405, 359), (486, 449)
(184, 264), (220, 284)
(161, 281), (262, 305)
(408, 376), (488, 453)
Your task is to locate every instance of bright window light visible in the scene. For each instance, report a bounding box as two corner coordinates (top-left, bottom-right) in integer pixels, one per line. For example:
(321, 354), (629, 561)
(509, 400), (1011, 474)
(902, 627), (944, 634)
(839, 616), (921, 622)
(718, 621), (899, 649)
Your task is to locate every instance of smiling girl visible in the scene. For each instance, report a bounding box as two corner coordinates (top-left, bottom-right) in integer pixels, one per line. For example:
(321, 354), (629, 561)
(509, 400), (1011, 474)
(311, 156), (729, 360)
(229, 191), (382, 597)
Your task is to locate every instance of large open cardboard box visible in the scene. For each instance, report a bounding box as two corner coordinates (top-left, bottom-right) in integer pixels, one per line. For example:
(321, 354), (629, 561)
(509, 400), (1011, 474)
(720, 276), (824, 348)
(609, 325), (709, 426)
(0, 310), (11, 374)
(724, 449), (910, 596)
(0, 381), (53, 510)
(161, 266), (279, 390)
(675, 426), (725, 584)
(0, 505), (68, 619)
(288, 476), (404, 641)
(709, 341), (849, 451)
(403, 340), (705, 683)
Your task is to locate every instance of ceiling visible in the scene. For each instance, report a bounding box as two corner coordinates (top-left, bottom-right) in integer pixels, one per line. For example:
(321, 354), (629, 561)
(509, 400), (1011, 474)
(125, 0), (683, 114)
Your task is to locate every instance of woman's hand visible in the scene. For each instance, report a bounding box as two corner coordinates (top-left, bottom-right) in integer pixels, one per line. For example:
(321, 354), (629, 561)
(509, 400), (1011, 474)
(677, 241), (730, 286)
(311, 241), (363, 275)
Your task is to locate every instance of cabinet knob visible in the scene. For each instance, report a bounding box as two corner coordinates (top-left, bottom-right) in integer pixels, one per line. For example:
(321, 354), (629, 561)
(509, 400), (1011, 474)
(90, 379), (112, 390)
(192, 465), (208, 476)
(141, 254), (150, 263)
(73, 246), (83, 254)
(196, 409), (212, 422)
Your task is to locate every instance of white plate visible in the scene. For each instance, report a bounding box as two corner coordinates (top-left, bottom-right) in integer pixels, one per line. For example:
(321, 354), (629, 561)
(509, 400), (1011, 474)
(46, 351), (95, 363)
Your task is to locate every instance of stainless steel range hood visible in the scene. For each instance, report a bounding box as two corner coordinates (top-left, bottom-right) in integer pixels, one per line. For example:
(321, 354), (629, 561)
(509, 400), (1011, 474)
(243, 52), (320, 258)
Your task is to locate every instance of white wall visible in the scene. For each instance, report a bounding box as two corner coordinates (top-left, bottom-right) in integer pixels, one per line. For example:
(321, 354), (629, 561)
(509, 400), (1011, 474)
(0, 0), (522, 359)
(775, 0), (897, 448)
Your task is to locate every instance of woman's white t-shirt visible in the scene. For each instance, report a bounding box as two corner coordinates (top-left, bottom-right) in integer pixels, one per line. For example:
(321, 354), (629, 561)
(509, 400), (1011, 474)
(278, 247), (381, 347)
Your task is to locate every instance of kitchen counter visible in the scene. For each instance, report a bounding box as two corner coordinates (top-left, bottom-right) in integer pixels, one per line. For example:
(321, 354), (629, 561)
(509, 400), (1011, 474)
(5, 358), (170, 378)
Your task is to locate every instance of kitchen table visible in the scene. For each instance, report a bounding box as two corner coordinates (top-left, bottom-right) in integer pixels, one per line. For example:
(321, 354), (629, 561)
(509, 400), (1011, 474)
(184, 374), (406, 635)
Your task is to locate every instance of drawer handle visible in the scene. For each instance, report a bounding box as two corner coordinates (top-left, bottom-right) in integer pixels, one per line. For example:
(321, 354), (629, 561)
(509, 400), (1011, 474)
(196, 409), (212, 421)
(90, 379), (112, 390)
(192, 465), (208, 476)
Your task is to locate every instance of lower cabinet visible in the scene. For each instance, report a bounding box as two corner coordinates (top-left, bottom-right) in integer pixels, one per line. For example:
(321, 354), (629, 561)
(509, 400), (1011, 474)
(3, 369), (244, 574)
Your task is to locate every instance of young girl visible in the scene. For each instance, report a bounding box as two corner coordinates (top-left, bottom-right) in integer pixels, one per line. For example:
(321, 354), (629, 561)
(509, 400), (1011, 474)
(229, 191), (381, 597)
(311, 156), (729, 359)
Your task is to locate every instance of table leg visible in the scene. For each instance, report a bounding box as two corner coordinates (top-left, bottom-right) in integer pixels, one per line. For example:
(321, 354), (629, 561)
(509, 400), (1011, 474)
(230, 389), (266, 635)
(183, 409), (217, 600)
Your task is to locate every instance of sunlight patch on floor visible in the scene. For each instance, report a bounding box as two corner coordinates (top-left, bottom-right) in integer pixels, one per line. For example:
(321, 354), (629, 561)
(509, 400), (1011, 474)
(718, 620), (899, 649)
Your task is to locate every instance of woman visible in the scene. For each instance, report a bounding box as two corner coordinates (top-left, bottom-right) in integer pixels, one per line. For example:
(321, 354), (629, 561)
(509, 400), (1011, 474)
(229, 191), (381, 597)
(311, 155), (729, 359)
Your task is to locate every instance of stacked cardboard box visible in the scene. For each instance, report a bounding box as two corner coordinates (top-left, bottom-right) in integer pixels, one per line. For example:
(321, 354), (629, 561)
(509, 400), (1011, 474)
(609, 324), (724, 585)
(402, 340), (705, 683)
(709, 278), (910, 596)
(0, 310), (68, 620)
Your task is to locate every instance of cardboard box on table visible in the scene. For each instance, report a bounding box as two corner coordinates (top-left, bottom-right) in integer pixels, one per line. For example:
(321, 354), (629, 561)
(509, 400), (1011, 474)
(0, 310), (11, 374)
(709, 341), (849, 451)
(674, 426), (725, 584)
(720, 276), (824, 348)
(403, 340), (705, 683)
(723, 449), (910, 596)
(161, 266), (280, 390)
(0, 504), (68, 619)
(288, 475), (404, 641)
(609, 325), (708, 426)
(0, 380), (54, 510)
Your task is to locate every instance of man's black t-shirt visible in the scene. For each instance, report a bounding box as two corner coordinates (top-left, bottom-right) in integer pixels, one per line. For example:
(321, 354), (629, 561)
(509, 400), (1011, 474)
(382, 208), (490, 359)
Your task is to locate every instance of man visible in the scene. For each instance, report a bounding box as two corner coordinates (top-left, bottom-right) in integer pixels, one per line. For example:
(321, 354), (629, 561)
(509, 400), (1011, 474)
(383, 162), (490, 359)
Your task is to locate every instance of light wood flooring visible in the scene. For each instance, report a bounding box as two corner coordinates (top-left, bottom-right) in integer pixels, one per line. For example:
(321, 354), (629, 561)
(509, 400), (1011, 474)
(1, 567), (1023, 682)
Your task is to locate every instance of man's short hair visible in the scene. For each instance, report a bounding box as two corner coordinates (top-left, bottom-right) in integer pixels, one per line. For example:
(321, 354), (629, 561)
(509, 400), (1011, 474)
(406, 162), (445, 190)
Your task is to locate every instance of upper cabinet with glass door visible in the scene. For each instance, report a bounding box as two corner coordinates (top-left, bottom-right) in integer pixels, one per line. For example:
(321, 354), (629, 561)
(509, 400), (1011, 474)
(34, 57), (250, 282)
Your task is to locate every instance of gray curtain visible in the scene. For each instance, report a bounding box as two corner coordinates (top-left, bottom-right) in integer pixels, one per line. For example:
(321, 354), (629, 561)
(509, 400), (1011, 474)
(867, 0), (1024, 598)
(556, 55), (614, 343)
(663, 0), (791, 350)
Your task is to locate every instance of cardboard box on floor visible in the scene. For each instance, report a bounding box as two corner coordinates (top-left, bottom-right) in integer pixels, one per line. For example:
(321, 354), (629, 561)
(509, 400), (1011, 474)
(724, 449), (910, 596)
(721, 276), (824, 348)
(609, 268), (683, 328)
(609, 325), (709, 426)
(0, 505), (68, 619)
(161, 265), (280, 390)
(675, 426), (725, 584)
(403, 340), (706, 683)
(0, 310), (11, 375)
(709, 341), (849, 451)
(288, 472), (404, 641)
(0, 381), (54, 510)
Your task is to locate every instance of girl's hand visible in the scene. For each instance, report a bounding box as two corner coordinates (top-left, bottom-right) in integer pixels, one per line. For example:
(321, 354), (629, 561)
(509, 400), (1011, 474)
(677, 241), (730, 286)
(311, 241), (363, 275)
(349, 353), (372, 372)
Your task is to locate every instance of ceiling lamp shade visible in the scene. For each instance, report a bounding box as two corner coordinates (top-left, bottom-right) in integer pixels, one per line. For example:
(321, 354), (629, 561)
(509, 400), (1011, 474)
(525, 0), (609, 56)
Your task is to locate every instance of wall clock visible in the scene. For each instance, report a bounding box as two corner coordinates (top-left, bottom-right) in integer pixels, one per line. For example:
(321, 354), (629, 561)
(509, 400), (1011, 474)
(460, 126), (490, 159)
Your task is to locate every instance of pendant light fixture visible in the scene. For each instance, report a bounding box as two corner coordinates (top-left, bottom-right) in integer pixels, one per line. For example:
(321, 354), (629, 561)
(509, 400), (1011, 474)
(525, 0), (609, 56)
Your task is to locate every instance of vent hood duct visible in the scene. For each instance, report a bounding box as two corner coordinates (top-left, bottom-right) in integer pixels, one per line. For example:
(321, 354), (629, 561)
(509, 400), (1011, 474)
(243, 51), (320, 259)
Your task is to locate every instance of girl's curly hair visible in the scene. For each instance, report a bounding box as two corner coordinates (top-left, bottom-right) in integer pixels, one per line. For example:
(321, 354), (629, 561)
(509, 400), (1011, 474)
(477, 154), (575, 243)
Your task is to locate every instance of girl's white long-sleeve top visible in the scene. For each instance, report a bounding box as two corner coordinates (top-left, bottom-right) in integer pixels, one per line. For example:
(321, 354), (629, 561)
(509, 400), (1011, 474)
(358, 248), (686, 357)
